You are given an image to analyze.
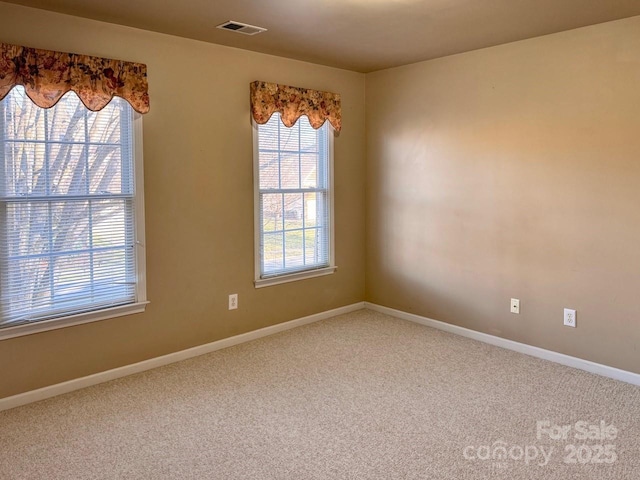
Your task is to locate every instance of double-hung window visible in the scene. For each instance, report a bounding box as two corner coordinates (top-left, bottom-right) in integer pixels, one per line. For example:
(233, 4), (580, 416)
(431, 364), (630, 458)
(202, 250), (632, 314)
(254, 113), (335, 287)
(0, 86), (146, 338)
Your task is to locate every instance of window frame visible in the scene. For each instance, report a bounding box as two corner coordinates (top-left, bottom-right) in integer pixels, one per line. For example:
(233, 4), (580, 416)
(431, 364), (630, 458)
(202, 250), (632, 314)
(0, 102), (147, 341)
(252, 116), (336, 288)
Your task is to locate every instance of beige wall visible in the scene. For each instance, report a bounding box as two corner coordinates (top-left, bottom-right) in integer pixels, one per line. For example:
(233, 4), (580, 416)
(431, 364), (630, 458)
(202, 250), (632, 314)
(366, 16), (640, 373)
(0, 2), (366, 398)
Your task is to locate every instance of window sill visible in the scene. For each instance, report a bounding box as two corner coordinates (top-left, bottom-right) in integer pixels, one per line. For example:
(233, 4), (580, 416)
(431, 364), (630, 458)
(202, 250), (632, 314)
(0, 302), (149, 341)
(255, 266), (337, 289)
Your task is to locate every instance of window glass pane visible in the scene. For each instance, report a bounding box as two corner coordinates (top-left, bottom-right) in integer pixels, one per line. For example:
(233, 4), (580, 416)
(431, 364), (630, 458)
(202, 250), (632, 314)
(48, 143), (87, 195)
(88, 144), (124, 195)
(280, 123), (299, 152)
(300, 154), (318, 189)
(261, 193), (283, 232)
(284, 230), (303, 269)
(305, 229), (322, 265)
(91, 199), (128, 248)
(262, 232), (284, 272)
(93, 248), (132, 303)
(7, 256), (52, 313)
(280, 153), (300, 189)
(303, 192), (318, 228)
(50, 200), (92, 251)
(52, 252), (92, 297)
(258, 151), (279, 190)
(283, 193), (303, 230)
(94, 249), (128, 283)
(300, 127), (318, 153)
(5, 202), (51, 256)
(2, 141), (47, 196)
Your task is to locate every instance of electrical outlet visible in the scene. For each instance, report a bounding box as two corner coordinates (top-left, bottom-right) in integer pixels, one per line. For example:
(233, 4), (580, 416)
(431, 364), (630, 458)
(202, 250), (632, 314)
(510, 298), (520, 314)
(229, 294), (238, 310)
(564, 308), (576, 327)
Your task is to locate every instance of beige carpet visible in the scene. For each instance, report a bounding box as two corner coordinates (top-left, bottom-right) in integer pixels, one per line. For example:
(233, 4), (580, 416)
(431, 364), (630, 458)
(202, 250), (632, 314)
(1, 309), (639, 479)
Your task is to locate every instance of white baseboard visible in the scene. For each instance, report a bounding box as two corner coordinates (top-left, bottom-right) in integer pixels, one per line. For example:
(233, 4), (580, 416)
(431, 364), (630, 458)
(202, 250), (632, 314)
(365, 302), (640, 387)
(5, 300), (635, 412)
(0, 302), (366, 412)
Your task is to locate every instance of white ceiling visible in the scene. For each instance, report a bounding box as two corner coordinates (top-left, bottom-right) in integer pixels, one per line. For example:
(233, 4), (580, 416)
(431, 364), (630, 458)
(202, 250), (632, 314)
(4, 0), (640, 72)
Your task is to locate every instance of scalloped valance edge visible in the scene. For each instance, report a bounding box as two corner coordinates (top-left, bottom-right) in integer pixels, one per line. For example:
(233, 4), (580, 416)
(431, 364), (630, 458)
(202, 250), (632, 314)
(250, 81), (341, 132)
(0, 43), (149, 114)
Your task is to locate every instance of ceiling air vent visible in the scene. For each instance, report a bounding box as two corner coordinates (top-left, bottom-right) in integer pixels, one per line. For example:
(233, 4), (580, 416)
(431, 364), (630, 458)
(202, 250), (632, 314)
(216, 21), (267, 36)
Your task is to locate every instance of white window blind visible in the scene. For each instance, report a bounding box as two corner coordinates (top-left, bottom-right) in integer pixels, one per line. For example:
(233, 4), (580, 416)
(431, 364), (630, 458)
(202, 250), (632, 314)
(255, 113), (333, 280)
(0, 86), (141, 328)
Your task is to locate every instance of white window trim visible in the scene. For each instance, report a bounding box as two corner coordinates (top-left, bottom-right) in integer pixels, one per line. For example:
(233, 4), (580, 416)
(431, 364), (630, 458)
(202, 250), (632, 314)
(0, 113), (148, 340)
(254, 265), (337, 289)
(252, 118), (336, 288)
(0, 302), (149, 340)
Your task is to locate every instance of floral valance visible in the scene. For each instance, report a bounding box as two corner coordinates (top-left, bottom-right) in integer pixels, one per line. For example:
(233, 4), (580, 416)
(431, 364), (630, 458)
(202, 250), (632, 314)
(250, 81), (341, 132)
(0, 43), (149, 114)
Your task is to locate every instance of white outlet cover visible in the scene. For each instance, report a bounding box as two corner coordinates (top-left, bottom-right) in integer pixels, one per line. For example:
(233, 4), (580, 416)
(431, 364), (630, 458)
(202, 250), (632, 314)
(510, 298), (520, 314)
(564, 308), (576, 327)
(229, 294), (238, 310)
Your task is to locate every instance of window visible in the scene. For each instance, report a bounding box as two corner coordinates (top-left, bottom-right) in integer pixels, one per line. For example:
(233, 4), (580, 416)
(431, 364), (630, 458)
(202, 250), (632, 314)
(0, 87), (146, 338)
(254, 113), (335, 287)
